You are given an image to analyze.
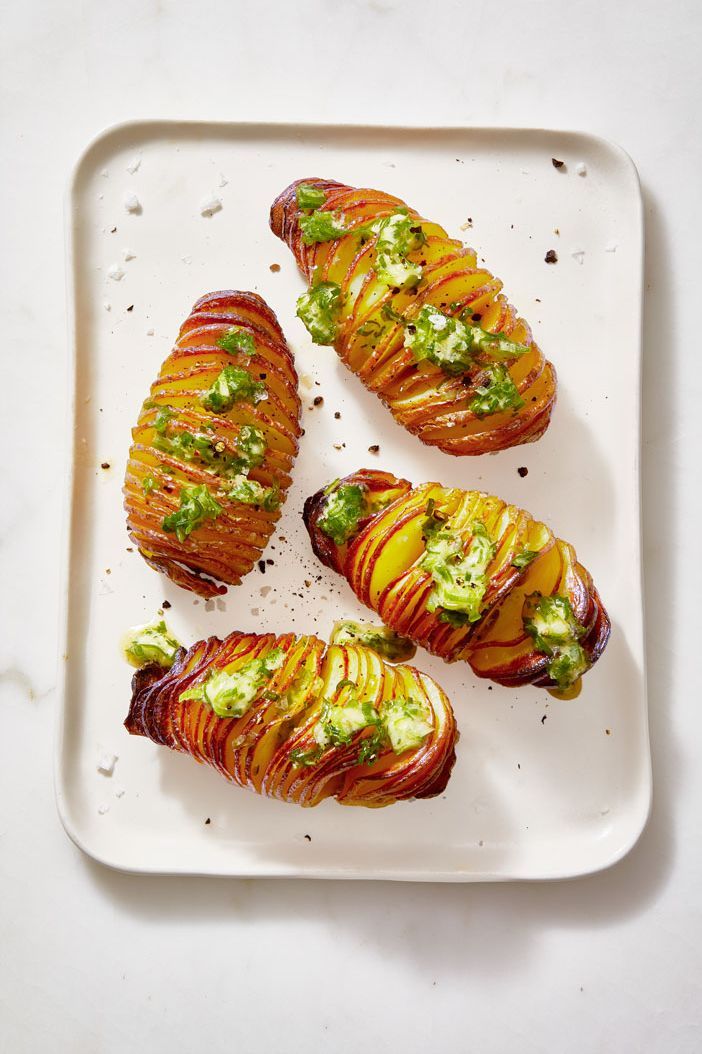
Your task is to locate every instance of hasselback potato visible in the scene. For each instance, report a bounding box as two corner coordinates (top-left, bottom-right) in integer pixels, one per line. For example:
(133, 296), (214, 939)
(125, 629), (458, 807)
(304, 470), (610, 693)
(270, 178), (556, 455)
(123, 291), (301, 598)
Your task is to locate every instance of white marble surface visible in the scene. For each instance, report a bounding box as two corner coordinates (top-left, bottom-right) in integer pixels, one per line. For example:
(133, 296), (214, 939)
(1, 1), (700, 1051)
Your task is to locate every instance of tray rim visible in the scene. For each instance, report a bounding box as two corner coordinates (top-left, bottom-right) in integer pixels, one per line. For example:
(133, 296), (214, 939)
(56, 118), (650, 882)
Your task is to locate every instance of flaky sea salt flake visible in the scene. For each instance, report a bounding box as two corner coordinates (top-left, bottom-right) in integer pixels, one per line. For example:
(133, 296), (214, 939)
(97, 750), (118, 776)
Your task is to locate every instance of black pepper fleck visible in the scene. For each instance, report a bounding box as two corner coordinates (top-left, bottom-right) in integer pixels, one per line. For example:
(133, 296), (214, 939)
(545, 249), (558, 264)
(552, 158), (565, 169)
(101, 462), (110, 470)
(126, 305), (134, 312)
(258, 561), (266, 574)
(368, 444), (380, 454)
(205, 818), (211, 825)
(517, 466), (528, 477)
(313, 396), (323, 407)
(162, 600), (171, 609)
(541, 714), (547, 724)
(304, 834), (311, 842)
(334, 411), (341, 419)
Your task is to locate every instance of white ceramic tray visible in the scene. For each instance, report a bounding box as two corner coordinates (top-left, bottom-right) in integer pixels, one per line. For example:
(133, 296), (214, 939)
(58, 121), (649, 880)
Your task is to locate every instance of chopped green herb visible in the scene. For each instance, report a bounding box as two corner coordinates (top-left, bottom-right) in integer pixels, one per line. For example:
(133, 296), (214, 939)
(299, 209), (347, 244)
(523, 593), (589, 688)
(422, 518), (495, 623)
(229, 474), (280, 511)
(469, 364), (525, 417)
(421, 497), (447, 541)
(296, 183), (327, 210)
(153, 406), (175, 434)
(123, 618), (182, 669)
(512, 549), (539, 569)
(201, 366), (266, 414)
(438, 609), (473, 627)
(296, 281), (342, 345)
(142, 475), (157, 495)
(217, 326), (255, 357)
(162, 484), (223, 542)
(289, 745), (325, 767)
(381, 301), (407, 325)
(356, 727), (388, 765)
(318, 483), (366, 545)
(180, 648), (284, 718)
(357, 319), (387, 338)
(330, 620), (416, 662)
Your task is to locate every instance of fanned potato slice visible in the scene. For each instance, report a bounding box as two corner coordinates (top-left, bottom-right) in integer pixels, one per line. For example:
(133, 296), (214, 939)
(126, 631), (458, 808)
(304, 470), (610, 693)
(271, 179), (556, 455)
(124, 291), (301, 598)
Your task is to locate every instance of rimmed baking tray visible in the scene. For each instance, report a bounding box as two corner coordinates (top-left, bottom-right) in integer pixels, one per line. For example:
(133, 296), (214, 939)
(57, 121), (648, 879)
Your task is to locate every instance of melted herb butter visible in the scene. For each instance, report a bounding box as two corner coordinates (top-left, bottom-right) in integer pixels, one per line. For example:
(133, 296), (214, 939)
(291, 687), (433, 768)
(201, 366), (266, 414)
(421, 503), (496, 623)
(217, 326), (255, 357)
(299, 210), (348, 244)
(296, 183), (327, 210)
(405, 306), (528, 376)
(296, 281), (342, 345)
(522, 593), (589, 689)
(318, 481), (366, 545)
(180, 648), (284, 718)
(162, 484), (222, 542)
(122, 618), (181, 669)
(372, 212), (426, 289)
(330, 620), (416, 662)
(228, 474), (280, 511)
(469, 364), (524, 418)
(379, 696), (433, 755)
(154, 424), (267, 479)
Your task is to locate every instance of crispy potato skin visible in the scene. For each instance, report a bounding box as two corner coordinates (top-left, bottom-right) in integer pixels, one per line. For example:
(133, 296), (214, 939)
(271, 179), (556, 456)
(123, 291), (301, 598)
(125, 631), (458, 808)
(304, 470), (610, 689)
